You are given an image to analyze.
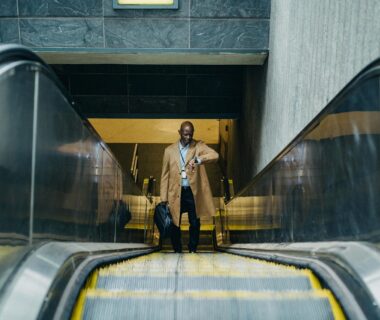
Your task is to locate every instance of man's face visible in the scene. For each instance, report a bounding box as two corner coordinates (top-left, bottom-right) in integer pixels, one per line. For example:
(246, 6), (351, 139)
(179, 125), (194, 145)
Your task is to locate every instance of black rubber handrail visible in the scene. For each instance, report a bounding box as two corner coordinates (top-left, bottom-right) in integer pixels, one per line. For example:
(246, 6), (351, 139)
(0, 44), (45, 66)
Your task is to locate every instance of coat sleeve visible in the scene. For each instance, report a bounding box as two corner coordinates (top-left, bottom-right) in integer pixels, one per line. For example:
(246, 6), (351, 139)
(160, 148), (170, 202)
(196, 141), (219, 164)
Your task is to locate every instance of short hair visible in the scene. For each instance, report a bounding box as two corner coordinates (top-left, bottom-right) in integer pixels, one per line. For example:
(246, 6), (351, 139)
(180, 121), (194, 132)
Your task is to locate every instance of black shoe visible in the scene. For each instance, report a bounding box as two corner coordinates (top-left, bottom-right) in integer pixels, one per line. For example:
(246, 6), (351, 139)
(189, 249), (197, 253)
(174, 249), (182, 253)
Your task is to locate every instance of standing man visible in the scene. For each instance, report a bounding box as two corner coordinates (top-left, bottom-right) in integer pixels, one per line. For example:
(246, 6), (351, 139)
(160, 121), (219, 253)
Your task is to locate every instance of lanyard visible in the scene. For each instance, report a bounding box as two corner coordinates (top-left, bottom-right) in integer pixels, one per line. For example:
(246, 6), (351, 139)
(179, 145), (190, 171)
(180, 148), (186, 165)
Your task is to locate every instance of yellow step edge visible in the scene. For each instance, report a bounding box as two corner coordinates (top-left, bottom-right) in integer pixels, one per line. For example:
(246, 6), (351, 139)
(315, 290), (346, 320)
(227, 224), (280, 231)
(125, 224), (215, 231)
(88, 269), (99, 289)
(71, 289), (87, 320)
(180, 224), (214, 231)
(299, 269), (322, 290)
(82, 288), (335, 301)
(98, 257), (308, 276)
(100, 267), (302, 275)
(98, 252), (301, 267)
(97, 270), (314, 278)
(71, 270), (99, 320)
(124, 223), (145, 230)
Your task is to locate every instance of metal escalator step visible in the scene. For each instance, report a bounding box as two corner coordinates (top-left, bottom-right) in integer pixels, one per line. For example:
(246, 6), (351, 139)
(177, 276), (312, 291)
(100, 253), (308, 277)
(96, 275), (313, 291)
(72, 253), (345, 320)
(81, 290), (335, 320)
(99, 270), (303, 278)
(96, 276), (176, 291)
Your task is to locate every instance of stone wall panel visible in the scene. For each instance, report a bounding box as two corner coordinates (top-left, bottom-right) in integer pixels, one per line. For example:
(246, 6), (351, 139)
(105, 18), (189, 48)
(20, 18), (104, 47)
(0, 19), (19, 43)
(190, 19), (269, 49)
(18, 0), (103, 17)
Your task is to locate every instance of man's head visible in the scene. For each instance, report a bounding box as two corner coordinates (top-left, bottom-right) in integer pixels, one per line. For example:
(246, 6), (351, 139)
(178, 121), (194, 146)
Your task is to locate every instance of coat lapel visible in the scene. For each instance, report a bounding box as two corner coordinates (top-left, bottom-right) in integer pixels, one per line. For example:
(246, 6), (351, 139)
(186, 140), (197, 163)
(174, 141), (181, 171)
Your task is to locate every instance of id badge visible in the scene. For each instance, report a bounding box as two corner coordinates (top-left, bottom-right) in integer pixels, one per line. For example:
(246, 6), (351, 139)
(181, 170), (187, 179)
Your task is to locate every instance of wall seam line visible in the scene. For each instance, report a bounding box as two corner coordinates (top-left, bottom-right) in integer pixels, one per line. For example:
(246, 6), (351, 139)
(16, 0), (21, 44)
(188, 0), (191, 48)
(103, 0), (106, 47)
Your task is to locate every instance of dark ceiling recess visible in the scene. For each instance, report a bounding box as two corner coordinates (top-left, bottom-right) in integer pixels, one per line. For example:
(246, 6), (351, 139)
(51, 64), (244, 119)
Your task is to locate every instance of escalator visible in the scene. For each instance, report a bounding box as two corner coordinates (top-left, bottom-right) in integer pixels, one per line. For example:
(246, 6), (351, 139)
(73, 252), (344, 320)
(1, 45), (380, 320)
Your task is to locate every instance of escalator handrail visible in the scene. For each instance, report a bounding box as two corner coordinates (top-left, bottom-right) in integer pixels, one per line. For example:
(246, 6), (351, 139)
(0, 43), (45, 66)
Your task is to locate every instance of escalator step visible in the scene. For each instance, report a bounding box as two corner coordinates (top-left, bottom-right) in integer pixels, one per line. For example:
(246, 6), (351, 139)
(99, 253), (307, 276)
(72, 253), (345, 320)
(96, 275), (313, 291)
(81, 290), (335, 320)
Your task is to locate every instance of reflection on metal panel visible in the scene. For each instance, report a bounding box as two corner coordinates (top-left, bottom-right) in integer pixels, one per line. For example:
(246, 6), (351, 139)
(0, 63), (35, 244)
(0, 45), (156, 291)
(220, 69), (380, 244)
(0, 46), (155, 249)
(34, 72), (96, 241)
(123, 194), (155, 244)
(305, 112), (380, 140)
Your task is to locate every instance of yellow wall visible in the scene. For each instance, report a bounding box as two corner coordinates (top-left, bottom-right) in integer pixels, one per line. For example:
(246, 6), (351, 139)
(89, 119), (220, 144)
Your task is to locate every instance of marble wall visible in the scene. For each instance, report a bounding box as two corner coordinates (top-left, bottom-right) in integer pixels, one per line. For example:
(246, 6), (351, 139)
(0, 0), (269, 51)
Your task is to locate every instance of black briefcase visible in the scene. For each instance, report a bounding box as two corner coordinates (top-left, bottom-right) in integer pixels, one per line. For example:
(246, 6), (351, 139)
(154, 202), (172, 238)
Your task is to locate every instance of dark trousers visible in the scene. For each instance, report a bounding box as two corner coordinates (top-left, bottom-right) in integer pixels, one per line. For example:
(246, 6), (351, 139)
(171, 187), (200, 253)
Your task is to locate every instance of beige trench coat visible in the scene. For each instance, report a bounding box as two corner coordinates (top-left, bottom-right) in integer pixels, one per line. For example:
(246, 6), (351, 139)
(160, 139), (219, 227)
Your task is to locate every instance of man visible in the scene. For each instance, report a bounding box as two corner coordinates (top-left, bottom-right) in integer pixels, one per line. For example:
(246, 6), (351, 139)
(160, 121), (219, 253)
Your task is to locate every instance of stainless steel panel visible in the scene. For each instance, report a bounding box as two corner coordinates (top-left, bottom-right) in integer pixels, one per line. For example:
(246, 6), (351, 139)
(0, 62), (35, 244)
(33, 71), (98, 241)
(223, 71), (380, 244)
(0, 242), (153, 320)
(31, 70), (130, 243)
(98, 148), (116, 225)
(0, 46), (160, 249)
(0, 46), (156, 299)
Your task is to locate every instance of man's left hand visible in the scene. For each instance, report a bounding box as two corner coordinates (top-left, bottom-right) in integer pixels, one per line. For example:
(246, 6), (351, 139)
(188, 159), (196, 172)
